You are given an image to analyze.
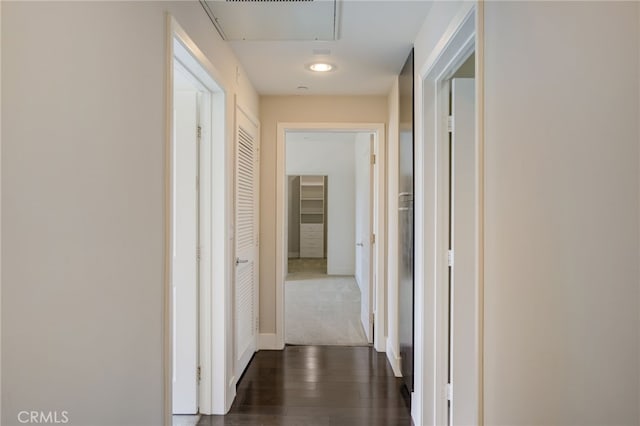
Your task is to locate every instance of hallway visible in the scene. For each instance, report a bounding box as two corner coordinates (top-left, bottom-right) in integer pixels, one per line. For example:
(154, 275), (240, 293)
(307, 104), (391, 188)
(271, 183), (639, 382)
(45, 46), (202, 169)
(198, 346), (411, 426)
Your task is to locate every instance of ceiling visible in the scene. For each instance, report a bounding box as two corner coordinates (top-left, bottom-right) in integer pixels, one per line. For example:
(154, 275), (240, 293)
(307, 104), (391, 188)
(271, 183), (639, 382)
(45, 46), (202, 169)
(201, 0), (433, 95)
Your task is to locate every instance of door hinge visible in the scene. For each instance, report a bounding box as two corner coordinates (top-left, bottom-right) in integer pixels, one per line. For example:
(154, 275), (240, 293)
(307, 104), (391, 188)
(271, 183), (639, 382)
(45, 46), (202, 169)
(447, 115), (453, 133)
(196, 246), (201, 261)
(446, 383), (453, 401)
(448, 249), (454, 267)
(197, 366), (202, 383)
(371, 154), (376, 165)
(370, 312), (375, 325)
(371, 233), (376, 244)
(197, 125), (202, 139)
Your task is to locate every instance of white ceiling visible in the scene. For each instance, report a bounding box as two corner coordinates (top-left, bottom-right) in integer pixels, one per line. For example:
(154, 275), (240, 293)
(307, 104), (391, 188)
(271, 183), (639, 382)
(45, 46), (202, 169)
(203, 1), (432, 95)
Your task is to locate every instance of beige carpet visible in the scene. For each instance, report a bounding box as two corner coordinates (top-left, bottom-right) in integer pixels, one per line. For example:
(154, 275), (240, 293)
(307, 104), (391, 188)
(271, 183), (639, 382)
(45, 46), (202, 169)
(285, 274), (369, 346)
(288, 257), (327, 274)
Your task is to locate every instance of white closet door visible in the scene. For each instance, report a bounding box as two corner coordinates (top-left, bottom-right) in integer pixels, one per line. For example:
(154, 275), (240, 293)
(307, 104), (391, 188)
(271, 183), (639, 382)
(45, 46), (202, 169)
(172, 90), (199, 414)
(235, 107), (259, 380)
(450, 78), (478, 426)
(355, 135), (373, 342)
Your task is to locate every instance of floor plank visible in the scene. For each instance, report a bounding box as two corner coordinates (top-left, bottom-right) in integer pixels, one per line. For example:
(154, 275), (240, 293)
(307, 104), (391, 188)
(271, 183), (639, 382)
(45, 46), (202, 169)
(198, 346), (412, 426)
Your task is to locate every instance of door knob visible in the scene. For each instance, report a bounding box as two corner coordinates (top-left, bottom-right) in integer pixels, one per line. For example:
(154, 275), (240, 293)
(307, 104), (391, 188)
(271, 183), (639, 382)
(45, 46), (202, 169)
(236, 257), (249, 265)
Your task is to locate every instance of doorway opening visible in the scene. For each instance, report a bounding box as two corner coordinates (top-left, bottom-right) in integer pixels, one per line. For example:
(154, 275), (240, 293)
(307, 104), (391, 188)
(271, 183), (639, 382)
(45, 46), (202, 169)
(413, 4), (483, 426)
(283, 131), (372, 346)
(275, 124), (386, 352)
(166, 16), (229, 421)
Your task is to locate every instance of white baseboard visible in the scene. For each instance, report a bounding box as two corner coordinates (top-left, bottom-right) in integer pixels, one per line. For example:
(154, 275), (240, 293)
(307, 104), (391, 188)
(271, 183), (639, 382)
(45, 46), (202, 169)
(411, 392), (420, 426)
(258, 333), (281, 350)
(386, 337), (402, 377)
(221, 376), (236, 415)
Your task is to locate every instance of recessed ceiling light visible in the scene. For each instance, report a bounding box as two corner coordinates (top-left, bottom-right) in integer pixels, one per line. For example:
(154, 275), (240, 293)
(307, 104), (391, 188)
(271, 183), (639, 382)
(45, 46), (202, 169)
(307, 62), (335, 72)
(297, 85), (309, 90)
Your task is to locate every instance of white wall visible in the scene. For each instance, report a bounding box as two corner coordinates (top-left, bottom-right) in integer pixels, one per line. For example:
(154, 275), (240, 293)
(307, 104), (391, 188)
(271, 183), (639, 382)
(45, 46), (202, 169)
(414, 1), (470, 75)
(286, 133), (356, 275)
(0, 3), (3, 423)
(2, 2), (258, 425)
(482, 2), (639, 424)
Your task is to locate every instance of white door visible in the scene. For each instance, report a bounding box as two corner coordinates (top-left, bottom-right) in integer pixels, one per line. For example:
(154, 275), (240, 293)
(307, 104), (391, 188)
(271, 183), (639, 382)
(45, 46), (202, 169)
(449, 78), (478, 426)
(235, 107), (259, 379)
(172, 89), (199, 414)
(355, 134), (373, 342)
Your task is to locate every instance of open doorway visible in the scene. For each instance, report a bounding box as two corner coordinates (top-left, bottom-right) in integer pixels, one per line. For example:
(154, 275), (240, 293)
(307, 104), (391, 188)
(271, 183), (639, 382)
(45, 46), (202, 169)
(413, 5), (482, 425)
(278, 129), (383, 348)
(284, 132), (367, 346)
(167, 16), (229, 422)
(275, 123), (386, 352)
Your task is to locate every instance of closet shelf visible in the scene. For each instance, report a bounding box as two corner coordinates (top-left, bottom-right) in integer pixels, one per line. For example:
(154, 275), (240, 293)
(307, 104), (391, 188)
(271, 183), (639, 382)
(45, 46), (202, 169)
(299, 176), (325, 258)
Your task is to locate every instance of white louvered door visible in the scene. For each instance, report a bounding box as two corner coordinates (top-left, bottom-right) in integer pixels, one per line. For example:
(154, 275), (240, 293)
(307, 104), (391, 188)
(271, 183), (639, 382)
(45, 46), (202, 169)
(234, 107), (259, 380)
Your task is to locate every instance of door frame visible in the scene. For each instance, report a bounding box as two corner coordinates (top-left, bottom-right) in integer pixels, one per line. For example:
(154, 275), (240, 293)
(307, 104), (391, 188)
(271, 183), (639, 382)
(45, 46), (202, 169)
(165, 15), (233, 422)
(367, 133), (376, 343)
(413, 3), (484, 426)
(273, 122), (386, 352)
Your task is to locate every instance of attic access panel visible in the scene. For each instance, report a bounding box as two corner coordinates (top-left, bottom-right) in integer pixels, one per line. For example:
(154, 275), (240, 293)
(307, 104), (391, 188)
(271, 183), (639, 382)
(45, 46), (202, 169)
(201, 0), (339, 41)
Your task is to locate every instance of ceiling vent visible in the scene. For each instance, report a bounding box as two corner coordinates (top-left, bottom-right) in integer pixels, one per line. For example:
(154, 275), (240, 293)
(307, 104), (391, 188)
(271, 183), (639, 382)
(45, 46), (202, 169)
(200, 0), (339, 41)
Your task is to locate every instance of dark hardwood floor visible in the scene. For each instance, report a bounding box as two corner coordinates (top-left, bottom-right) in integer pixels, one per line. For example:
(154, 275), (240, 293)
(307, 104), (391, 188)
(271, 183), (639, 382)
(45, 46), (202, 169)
(198, 345), (412, 426)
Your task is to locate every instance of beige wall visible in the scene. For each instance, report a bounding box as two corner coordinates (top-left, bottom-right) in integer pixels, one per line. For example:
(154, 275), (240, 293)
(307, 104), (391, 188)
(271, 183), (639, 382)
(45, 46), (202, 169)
(259, 95), (387, 333)
(482, 1), (639, 424)
(2, 2), (258, 425)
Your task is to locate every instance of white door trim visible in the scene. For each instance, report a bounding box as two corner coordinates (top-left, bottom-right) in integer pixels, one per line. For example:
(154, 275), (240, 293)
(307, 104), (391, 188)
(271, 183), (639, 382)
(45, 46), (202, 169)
(274, 122), (387, 352)
(165, 14), (233, 423)
(413, 3), (484, 426)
